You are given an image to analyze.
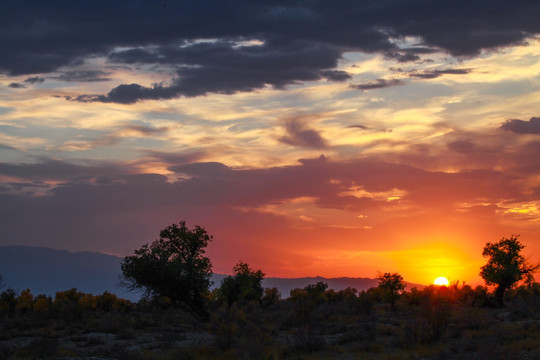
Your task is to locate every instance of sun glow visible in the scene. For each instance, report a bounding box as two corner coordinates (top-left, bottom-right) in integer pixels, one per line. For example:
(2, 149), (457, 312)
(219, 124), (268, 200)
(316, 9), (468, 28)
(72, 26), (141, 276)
(434, 277), (450, 286)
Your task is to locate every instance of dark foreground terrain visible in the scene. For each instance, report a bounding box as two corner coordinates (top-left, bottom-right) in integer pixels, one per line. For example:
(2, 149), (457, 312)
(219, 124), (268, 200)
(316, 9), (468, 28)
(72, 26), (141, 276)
(0, 284), (539, 360)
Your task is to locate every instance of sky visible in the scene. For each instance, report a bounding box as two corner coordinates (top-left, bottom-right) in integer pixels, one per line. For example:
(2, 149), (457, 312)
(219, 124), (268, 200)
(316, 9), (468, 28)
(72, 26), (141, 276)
(1, 0), (540, 286)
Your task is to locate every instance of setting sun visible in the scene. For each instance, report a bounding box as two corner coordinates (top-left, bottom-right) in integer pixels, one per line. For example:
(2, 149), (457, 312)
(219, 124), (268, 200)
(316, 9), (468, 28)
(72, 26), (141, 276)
(434, 277), (450, 286)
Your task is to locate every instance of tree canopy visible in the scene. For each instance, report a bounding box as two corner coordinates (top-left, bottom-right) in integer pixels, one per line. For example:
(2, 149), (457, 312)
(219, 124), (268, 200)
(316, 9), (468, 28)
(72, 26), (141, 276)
(377, 272), (405, 311)
(480, 235), (539, 306)
(121, 221), (213, 318)
(218, 261), (265, 306)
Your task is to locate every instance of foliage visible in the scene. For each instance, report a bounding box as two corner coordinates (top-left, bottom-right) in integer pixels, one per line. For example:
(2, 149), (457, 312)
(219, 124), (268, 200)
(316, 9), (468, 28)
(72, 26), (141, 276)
(0, 288), (16, 314)
(121, 220), (213, 318)
(210, 302), (273, 357)
(15, 289), (34, 314)
(304, 281), (329, 303)
(1, 280), (540, 359)
(33, 294), (52, 313)
(261, 287), (281, 308)
(218, 261), (265, 306)
(480, 235), (539, 306)
(357, 290), (375, 314)
(376, 272), (406, 311)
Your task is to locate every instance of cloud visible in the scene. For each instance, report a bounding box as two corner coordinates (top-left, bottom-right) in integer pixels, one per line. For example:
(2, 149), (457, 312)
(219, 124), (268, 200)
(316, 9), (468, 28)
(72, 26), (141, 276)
(74, 40), (345, 103)
(0, 146), (537, 274)
(0, 155), (517, 211)
(0, 154), (528, 229)
(447, 140), (477, 153)
(385, 47), (439, 62)
(57, 124), (169, 150)
(348, 125), (369, 130)
(321, 70), (352, 81)
(24, 76), (44, 84)
(279, 116), (328, 149)
(348, 124), (392, 133)
(409, 68), (471, 79)
(350, 78), (405, 90)
(0, 107), (15, 115)
(120, 125), (168, 136)
(500, 117), (540, 134)
(8, 83), (25, 89)
(145, 150), (208, 167)
(0, 159), (128, 184)
(0, 1), (538, 102)
(54, 71), (111, 82)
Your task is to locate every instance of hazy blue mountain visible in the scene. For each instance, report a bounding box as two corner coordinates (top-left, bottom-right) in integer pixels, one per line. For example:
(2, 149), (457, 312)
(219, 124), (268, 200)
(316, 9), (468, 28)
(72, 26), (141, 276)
(0, 245), (139, 301)
(0, 246), (423, 301)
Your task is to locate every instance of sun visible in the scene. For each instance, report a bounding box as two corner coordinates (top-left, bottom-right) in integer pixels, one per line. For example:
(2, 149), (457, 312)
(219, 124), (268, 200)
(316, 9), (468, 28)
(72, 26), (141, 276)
(434, 277), (449, 286)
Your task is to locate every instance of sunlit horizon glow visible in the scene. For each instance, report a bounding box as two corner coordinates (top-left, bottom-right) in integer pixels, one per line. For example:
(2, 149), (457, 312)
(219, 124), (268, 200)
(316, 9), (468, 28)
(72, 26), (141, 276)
(1, 1), (540, 287)
(434, 277), (450, 286)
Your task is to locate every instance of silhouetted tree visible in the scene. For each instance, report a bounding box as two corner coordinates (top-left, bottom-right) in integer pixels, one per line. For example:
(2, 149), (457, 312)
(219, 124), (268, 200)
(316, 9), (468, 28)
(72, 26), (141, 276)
(305, 281), (328, 304)
(218, 261), (265, 306)
(121, 221), (213, 318)
(377, 272), (405, 311)
(0, 288), (16, 314)
(261, 287), (281, 308)
(480, 235), (539, 307)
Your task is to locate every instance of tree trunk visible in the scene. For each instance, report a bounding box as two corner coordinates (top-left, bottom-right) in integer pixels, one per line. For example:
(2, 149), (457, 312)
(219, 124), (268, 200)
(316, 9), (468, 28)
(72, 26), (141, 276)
(494, 285), (506, 307)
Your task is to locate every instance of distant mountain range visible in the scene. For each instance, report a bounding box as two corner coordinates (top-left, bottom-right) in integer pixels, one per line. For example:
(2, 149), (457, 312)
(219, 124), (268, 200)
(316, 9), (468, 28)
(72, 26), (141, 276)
(0, 246), (423, 301)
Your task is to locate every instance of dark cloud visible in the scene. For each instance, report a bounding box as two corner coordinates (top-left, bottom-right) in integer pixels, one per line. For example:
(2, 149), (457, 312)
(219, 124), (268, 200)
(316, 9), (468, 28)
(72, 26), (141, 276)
(0, 143), (17, 150)
(386, 47), (439, 62)
(348, 124), (392, 133)
(0, 159), (127, 183)
(385, 52), (421, 63)
(1, 155), (520, 210)
(145, 150), (207, 166)
(321, 70), (352, 81)
(54, 70), (111, 82)
(0, 1), (538, 102)
(500, 117), (540, 134)
(122, 125), (168, 136)
(350, 78), (405, 90)
(0, 150), (535, 256)
(447, 140), (477, 153)
(279, 117), (328, 149)
(8, 83), (25, 89)
(507, 141), (540, 174)
(348, 125), (369, 130)
(409, 68), (471, 79)
(24, 76), (44, 84)
(76, 40), (344, 103)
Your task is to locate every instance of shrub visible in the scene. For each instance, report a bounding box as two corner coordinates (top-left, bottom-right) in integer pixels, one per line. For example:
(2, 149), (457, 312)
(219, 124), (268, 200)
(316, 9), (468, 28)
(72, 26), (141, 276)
(15, 289), (33, 314)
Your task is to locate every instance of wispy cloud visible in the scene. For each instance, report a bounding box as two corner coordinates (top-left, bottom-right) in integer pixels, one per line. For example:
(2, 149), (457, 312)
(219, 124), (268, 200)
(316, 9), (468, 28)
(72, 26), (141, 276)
(279, 116), (328, 149)
(408, 68), (471, 79)
(349, 78), (405, 90)
(54, 71), (111, 82)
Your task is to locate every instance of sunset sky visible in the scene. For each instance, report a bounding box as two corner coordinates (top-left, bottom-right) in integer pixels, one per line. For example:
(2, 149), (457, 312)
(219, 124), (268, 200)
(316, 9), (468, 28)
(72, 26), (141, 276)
(1, 0), (540, 286)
